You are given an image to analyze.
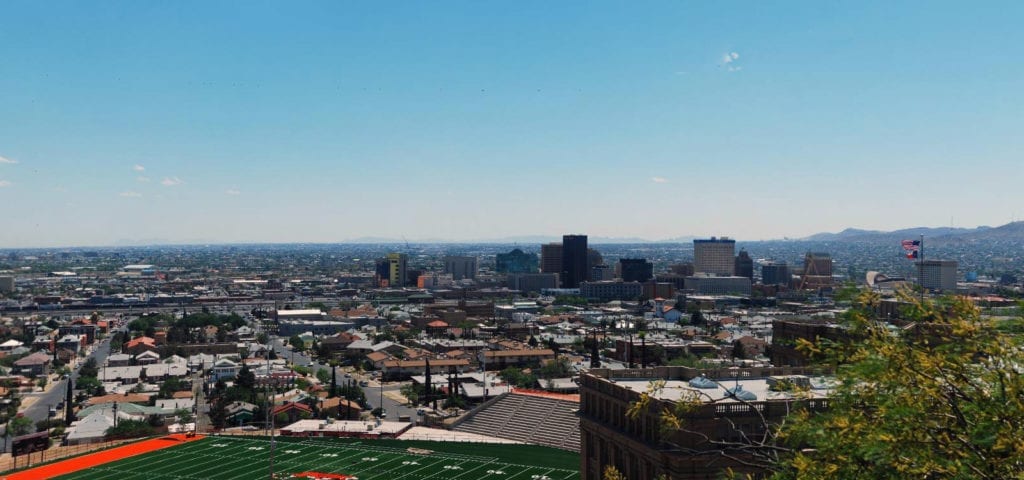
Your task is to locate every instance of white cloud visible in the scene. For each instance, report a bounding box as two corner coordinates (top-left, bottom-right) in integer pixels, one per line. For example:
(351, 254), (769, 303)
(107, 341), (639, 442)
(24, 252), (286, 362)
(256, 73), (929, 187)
(136, 176), (150, 183)
(722, 52), (742, 72)
(119, 191), (142, 198)
(0, 156), (17, 164)
(225, 189), (241, 195)
(651, 177), (669, 184)
(160, 177), (183, 186)
(0, 180), (11, 187)
(132, 164), (145, 172)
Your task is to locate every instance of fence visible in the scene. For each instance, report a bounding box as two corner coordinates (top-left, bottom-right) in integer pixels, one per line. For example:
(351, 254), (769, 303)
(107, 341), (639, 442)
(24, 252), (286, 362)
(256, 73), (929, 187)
(0, 438), (136, 474)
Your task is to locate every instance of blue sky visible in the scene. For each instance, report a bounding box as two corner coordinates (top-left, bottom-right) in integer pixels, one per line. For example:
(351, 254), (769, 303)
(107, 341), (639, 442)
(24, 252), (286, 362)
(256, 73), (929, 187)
(1, 1), (1022, 247)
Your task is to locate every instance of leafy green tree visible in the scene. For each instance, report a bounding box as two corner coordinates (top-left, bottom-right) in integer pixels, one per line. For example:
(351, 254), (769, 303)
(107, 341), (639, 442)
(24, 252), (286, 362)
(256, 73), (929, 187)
(400, 383), (424, 405)
(106, 419), (154, 440)
(635, 290), (1024, 480)
(772, 293), (1024, 480)
(500, 367), (537, 388)
(9, 415), (34, 436)
(690, 309), (705, 326)
(307, 301), (329, 312)
(209, 398), (228, 429)
(235, 364), (256, 396)
(338, 384), (367, 408)
(539, 357), (572, 379)
(553, 295), (587, 307)
(78, 357), (99, 379)
(158, 377), (183, 399)
(289, 335), (306, 353)
(174, 408), (194, 424)
(76, 375), (105, 396)
(442, 396), (466, 410)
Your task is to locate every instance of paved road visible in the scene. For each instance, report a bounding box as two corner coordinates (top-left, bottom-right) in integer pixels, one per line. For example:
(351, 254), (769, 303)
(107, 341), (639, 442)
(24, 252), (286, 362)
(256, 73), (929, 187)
(267, 338), (418, 420)
(371, 382), (419, 420)
(0, 335), (113, 452)
(24, 336), (113, 424)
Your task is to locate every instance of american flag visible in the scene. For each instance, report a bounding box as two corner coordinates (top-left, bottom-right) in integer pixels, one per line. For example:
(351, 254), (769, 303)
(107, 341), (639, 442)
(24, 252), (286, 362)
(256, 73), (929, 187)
(901, 239), (920, 251)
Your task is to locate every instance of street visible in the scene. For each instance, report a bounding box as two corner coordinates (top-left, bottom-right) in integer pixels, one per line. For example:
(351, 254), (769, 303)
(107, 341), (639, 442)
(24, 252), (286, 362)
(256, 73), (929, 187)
(2, 335), (112, 452)
(268, 338), (417, 420)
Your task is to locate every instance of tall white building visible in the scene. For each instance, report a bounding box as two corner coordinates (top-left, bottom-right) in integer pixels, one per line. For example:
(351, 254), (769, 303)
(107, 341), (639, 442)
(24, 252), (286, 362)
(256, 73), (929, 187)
(444, 256), (478, 280)
(918, 260), (957, 292)
(693, 237), (736, 276)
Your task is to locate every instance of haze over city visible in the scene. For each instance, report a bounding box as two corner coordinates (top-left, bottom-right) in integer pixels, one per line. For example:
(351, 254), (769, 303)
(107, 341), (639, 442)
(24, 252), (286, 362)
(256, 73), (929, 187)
(3, 4), (1024, 478)
(2, 1), (1022, 248)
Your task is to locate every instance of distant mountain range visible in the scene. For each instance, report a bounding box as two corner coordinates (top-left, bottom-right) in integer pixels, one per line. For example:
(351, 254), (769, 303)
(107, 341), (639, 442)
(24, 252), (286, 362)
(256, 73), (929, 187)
(343, 224), (1024, 245)
(801, 221), (1024, 243)
(100, 222), (1024, 248)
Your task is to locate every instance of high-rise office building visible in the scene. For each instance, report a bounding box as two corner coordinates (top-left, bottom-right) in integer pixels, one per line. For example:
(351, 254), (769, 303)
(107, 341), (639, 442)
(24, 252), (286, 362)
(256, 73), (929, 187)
(591, 264), (615, 281)
(507, 273), (560, 294)
(918, 260), (957, 291)
(618, 258), (654, 283)
(495, 249), (538, 273)
(374, 258), (391, 287)
(761, 262), (791, 286)
(540, 243), (563, 275)
(386, 253), (408, 288)
(443, 256), (478, 280)
(801, 252), (833, 289)
(734, 250), (754, 280)
(587, 248), (604, 277)
(561, 234), (588, 288)
(694, 237), (736, 276)
(0, 276), (13, 293)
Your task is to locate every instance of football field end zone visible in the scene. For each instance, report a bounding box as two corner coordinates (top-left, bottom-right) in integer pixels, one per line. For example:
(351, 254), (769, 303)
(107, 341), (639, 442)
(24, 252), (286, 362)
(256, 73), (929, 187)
(2, 434), (205, 480)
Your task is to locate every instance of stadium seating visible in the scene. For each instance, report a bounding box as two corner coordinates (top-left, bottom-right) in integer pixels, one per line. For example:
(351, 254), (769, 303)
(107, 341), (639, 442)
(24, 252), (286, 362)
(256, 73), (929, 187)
(452, 392), (580, 452)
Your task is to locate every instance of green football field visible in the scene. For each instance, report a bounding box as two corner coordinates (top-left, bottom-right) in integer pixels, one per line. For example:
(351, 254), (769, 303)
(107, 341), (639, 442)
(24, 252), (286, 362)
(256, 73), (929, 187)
(54, 435), (581, 480)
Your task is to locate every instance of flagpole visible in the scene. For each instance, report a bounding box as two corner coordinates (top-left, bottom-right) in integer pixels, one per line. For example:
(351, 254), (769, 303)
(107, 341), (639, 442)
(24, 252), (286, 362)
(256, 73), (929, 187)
(919, 234), (925, 302)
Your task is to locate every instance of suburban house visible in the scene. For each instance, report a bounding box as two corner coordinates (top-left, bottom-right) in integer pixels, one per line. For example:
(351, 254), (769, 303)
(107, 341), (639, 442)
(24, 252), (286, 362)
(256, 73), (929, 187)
(478, 349), (556, 370)
(381, 358), (470, 380)
(14, 351), (51, 376)
(134, 350), (161, 365)
(126, 336), (158, 355)
(272, 401), (313, 425)
(212, 358), (240, 381)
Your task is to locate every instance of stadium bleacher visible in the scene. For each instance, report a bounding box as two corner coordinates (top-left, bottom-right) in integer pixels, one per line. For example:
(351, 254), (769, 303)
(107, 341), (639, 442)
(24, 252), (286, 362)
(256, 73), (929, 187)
(451, 391), (580, 452)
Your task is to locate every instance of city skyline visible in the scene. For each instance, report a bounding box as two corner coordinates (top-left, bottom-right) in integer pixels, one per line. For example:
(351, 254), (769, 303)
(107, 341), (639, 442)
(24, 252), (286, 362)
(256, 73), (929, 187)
(2, 1), (1023, 247)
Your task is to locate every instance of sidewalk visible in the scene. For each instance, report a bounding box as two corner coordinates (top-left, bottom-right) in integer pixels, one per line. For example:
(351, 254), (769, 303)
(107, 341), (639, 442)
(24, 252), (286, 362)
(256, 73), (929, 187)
(383, 390), (409, 405)
(17, 374), (60, 411)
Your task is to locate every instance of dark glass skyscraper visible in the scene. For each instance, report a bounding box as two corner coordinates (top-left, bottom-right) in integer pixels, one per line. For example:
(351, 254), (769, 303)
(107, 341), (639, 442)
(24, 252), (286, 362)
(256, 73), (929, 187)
(561, 234), (588, 288)
(735, 250), (754, 280)
(619, 258), (654, 283)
